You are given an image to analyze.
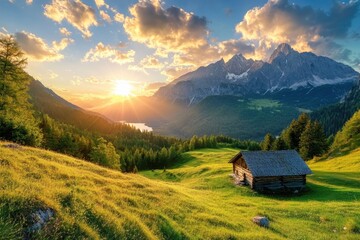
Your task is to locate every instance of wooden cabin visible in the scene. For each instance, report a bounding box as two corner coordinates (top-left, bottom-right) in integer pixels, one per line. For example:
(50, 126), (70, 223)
(229, 150), (312, 193)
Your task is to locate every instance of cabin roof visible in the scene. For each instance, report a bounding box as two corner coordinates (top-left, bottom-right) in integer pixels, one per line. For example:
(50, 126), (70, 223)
(229, 150), (312, 177)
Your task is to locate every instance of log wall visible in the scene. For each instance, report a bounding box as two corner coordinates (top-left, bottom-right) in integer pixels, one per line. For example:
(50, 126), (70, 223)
(234, 162), (254, 188)
(252, 175), (306, 192)
(233, 160), (306, 192)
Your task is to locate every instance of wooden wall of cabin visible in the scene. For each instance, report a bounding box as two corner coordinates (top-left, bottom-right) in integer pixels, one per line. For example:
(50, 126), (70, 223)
(253, 175), (306, 192)
(233, 160), (254, 188)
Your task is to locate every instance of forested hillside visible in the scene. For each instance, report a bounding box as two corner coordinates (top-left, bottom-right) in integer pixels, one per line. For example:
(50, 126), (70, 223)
(328, 109), (360, 157)
(311, 80), (360, 136)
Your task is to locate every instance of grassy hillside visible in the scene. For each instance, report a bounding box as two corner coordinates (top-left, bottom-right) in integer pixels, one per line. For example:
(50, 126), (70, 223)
(1, 143), (360, 239)
(328, 109), (360, 157)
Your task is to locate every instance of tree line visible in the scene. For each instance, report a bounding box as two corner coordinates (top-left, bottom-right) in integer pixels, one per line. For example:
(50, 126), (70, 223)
(260, 113), (328, 160)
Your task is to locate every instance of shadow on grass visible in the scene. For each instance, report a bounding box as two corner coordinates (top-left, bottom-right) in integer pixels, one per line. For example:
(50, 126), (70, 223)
(258, 171), (360, 202)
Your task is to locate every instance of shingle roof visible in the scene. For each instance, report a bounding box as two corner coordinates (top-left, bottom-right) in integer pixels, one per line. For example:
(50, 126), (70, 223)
(229, 150), (312, 177)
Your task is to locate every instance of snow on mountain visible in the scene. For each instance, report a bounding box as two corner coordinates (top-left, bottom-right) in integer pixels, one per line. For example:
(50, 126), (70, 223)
(155, 43), (359, 104)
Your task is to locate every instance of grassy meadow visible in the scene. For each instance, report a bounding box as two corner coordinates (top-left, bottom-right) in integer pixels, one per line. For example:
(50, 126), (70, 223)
(1, 142), (360, 239)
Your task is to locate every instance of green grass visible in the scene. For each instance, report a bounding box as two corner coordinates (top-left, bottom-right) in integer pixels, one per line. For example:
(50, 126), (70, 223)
(1, 143), (360, 239)
(248, 99), (281, 110)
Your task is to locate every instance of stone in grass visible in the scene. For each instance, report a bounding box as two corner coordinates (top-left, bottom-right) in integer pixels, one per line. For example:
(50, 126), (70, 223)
(4, 143), (22, 149)
(27, 208), (55, 233)
(252, 216), (269, 228)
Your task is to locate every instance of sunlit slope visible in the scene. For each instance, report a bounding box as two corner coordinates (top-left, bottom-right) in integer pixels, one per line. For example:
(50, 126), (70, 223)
(0, 143), (276, 239)
(1, 143), (360, 239)
(142, 148), (360, 240)
(309, 147), (360, 172)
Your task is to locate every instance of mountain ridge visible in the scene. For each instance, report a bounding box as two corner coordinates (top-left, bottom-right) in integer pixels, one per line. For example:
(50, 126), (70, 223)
(155, 43), (359, 106)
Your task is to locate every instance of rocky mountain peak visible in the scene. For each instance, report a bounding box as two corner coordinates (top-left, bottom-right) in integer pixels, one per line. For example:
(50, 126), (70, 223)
(269, 43), (296, 62)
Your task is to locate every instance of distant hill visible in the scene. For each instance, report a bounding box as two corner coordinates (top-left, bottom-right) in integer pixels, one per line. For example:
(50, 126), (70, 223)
(153, 95), (300, 140)
(311, 80), (360, 135)
(28, 80), (116, 134)
(156, 43), (359, 108)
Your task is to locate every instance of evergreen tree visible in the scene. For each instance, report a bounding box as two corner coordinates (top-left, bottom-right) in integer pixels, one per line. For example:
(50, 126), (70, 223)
(0, 36), (43, 146)
(299, 121), (327, 160)
(261, 133), (274, 151)
(89, 137), (119, 168)
(282, 113), (310, 150)
(272, 137), (287, 150)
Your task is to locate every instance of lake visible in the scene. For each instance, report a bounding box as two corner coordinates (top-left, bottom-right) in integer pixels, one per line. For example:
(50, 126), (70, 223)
(120, 122), (153, 132)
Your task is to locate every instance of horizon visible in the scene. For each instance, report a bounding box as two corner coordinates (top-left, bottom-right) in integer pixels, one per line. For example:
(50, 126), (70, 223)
(1, 0), (360, 109)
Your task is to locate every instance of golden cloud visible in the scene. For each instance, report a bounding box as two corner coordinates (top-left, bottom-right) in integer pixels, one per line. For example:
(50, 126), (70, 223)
(140, 55), (164, 69)
(14, 31), (65, 61)
(94, 0), (108, 9)
(44, 0), (98, 38)
(52, 37), (74, 51)
(123, 0), (255, 76)
(82, 42), (135, 64)
(235, 0), (360, 60)
(161, 66), (194, 81)
(100, 10), (111, 23)
(59, 27), (71, 36)
(114, 13), (125, 23)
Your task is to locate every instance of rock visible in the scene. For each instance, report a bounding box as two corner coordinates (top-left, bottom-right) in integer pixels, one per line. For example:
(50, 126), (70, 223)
(252, 216), (269, 228)
(27, 208), (55, 233)
(4, 143), (22, 149)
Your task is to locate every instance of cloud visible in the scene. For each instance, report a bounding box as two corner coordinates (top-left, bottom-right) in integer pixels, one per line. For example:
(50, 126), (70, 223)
(218, 39), (255, 59)
(123, 0), (217, 67)
(100, 10), (111, 23)
(52, 37), (74, 51)
(59, 27), (71, 36)
(140, 55), (164, 69)
(161, 66), (194, 81)
(124, 0), (209, 53)
(49, 71), (59, 79)
(26, 0), (33, 5)
(114, 13), (125, 23)
(94, 0), (108, 9)
(235, 0), (360, 60)
(14, 31), (64, 61)
(128, 65), (149, 75)
(82, 42), (135, 64)
(145, 81), (166, 90)
(124, 0), (255, 73)
(44, 0), (98, 38)
(144, 81), (167, 94)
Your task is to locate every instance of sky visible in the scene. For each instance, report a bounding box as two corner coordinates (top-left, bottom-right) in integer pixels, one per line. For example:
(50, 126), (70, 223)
(1, 0), (360, 108)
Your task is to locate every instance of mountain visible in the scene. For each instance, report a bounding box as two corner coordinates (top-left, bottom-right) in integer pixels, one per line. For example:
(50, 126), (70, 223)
(155, 43), (359, 108)
(311, 80), (360, 135)
(28, 80), (116, 133)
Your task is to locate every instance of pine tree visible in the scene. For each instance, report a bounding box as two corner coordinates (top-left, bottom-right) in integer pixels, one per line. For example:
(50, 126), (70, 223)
(0, 36), (42, 146)
(299, 122), (313, 160)
(272, 137), (287, 150)
(282, 113), (310, 150)
(261, 133), (274, 151)
(299, 121), (327, 160)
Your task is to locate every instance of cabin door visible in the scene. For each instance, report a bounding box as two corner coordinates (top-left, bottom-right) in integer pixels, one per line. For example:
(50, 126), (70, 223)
(243, 173), (247, 184)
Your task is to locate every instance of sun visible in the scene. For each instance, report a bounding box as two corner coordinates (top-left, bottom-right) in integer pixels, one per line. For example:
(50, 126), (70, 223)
(113, 81), (133, 97)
